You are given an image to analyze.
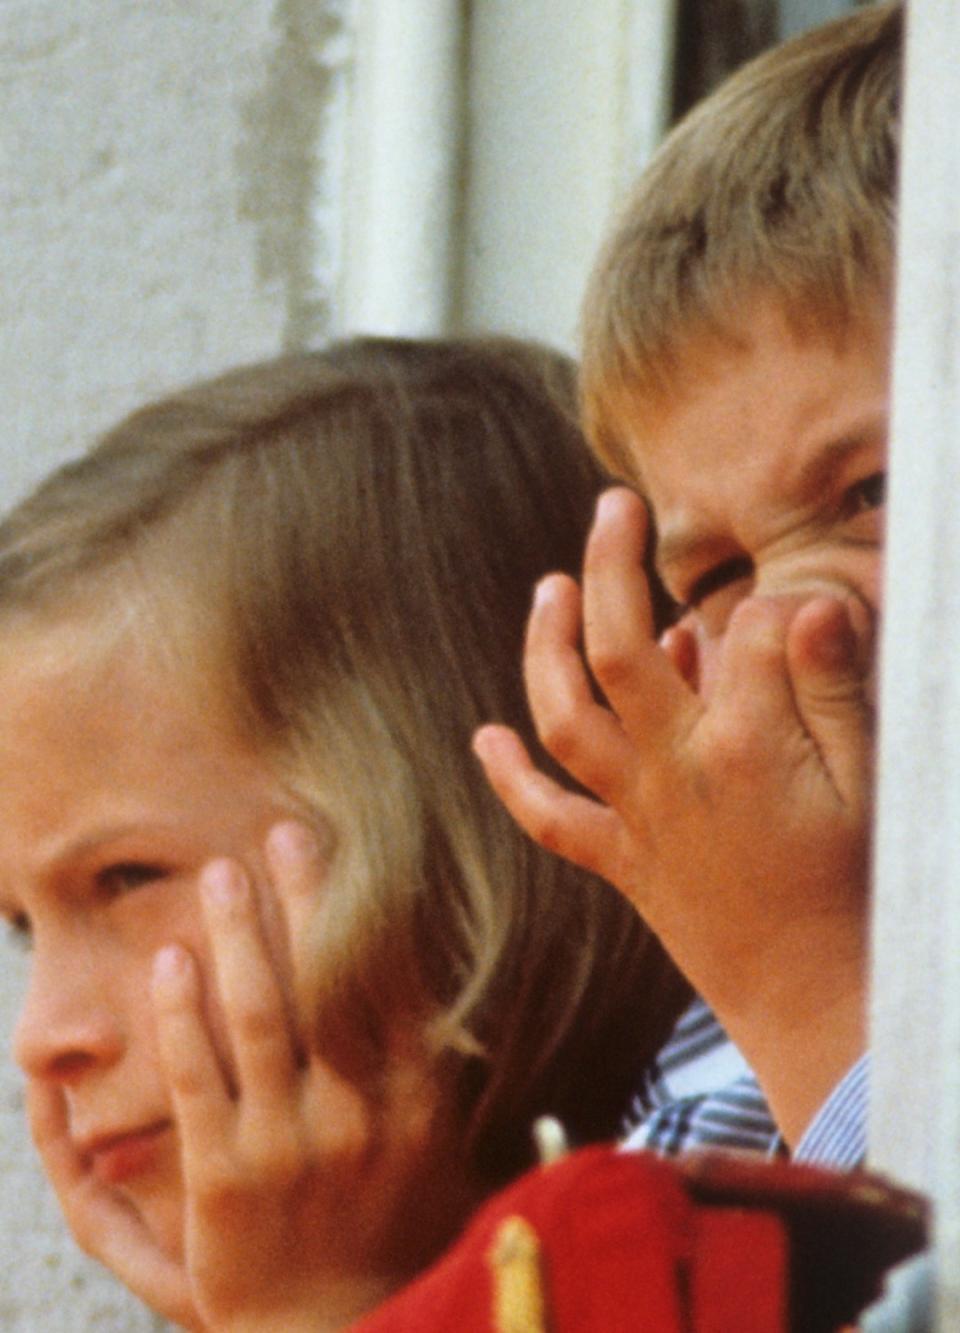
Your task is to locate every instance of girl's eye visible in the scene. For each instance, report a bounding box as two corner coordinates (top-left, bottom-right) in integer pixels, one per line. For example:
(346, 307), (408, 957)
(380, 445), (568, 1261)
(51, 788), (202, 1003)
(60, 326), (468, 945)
(96, 862), (169, 896)
(3, 913), (32, 953)
(681, 555), (754, 612)
(846, 471), (886, 514)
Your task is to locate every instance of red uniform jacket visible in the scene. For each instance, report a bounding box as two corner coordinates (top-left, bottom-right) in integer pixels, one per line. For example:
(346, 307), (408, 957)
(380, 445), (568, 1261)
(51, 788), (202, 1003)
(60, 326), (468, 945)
(352, 1146), (927, 1332)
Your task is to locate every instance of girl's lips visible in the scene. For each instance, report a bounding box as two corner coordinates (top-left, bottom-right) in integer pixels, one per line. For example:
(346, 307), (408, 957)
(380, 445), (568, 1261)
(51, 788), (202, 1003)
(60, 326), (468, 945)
(86, 1122), (171, 1185)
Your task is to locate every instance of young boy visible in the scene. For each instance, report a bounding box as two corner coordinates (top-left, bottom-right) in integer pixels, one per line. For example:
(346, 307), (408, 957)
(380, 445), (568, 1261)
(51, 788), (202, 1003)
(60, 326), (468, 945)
(476, 1), (901, 1163)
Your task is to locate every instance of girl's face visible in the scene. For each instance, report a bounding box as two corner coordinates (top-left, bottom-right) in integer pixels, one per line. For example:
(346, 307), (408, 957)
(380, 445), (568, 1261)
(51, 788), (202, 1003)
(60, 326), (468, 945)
(0, 621), (459, 1287)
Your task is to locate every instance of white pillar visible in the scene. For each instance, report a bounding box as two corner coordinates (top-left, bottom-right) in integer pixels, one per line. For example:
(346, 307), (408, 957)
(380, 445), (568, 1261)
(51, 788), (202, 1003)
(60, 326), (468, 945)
(340, 0), (466, 336)
(869, 1), (960, 1325)
(458, 0), (675, 352)
(623, 0), (676, 180)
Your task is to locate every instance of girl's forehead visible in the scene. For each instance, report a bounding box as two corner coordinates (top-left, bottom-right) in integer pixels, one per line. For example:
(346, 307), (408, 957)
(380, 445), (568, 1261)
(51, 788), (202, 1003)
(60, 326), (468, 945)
(0, 610), (240, 781)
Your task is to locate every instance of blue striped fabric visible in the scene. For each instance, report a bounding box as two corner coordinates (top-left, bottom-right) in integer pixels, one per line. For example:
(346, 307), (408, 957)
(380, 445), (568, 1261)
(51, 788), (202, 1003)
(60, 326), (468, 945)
(622, 998), (780, 1156)
(792, 1053), (869, 1168)
(622, 998), (868, 1168)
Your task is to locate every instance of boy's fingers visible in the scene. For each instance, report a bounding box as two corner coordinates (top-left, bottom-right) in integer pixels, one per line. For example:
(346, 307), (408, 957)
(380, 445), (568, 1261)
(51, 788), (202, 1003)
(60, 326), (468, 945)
(706, 595), (873, 812)
(706, 597), (797, 736)
(522, 572), (644, 804)
(473, 725), (630, 881)
(152, 943), (231, 1167)
(786, 596), (875, 807)
(659, 623), (700, 691)
(199, 859), (297, 1102)
(581, 488), (694, 745)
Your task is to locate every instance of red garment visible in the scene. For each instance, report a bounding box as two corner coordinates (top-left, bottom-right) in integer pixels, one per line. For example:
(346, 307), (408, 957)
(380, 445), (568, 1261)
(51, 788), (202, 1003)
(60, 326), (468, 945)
(351, 1146), (926, 1333)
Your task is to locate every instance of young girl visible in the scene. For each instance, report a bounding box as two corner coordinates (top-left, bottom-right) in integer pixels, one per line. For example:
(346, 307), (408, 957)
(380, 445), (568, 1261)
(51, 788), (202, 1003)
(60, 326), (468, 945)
(0, 337), (689, 1331)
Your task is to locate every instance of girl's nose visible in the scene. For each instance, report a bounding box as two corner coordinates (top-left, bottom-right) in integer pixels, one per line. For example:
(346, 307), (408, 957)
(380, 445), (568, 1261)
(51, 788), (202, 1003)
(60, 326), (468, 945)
(13, 949), (124, 1084)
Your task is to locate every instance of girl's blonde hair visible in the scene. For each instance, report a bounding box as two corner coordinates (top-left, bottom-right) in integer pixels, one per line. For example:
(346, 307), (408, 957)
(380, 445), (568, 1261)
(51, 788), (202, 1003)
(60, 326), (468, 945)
(582, 1), (902, 477)
(0, 336), (689, 1183)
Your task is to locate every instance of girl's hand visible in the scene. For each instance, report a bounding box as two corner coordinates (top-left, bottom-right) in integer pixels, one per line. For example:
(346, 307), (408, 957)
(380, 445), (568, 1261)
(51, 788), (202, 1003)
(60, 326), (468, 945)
(150, 821), (422, 1333)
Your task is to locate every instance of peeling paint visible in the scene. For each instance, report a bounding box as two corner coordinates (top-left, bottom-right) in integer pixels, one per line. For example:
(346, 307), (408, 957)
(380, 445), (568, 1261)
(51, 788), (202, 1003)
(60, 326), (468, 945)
(237, 0), (355, 349)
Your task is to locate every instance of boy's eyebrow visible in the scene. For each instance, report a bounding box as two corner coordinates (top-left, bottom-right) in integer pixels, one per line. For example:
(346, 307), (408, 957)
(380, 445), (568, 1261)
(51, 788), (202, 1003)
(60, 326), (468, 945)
(790, 414), (888, 498)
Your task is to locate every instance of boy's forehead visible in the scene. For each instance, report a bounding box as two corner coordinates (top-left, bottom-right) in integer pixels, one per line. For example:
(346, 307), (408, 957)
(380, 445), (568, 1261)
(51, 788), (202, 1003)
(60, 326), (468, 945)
(608, 301), (890, 546)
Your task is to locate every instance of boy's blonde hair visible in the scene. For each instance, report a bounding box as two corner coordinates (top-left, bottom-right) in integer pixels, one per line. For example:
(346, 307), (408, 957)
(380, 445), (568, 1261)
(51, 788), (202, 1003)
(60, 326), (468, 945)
(583, 1), (902, 477)
(0, 337), (689, 1184)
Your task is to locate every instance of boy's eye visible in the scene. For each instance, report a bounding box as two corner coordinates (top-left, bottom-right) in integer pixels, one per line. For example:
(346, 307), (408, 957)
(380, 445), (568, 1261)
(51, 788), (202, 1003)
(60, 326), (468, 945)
(846, 471), (886, 514)
(96, 862), (169, 896)
(682, 556), (754, 611)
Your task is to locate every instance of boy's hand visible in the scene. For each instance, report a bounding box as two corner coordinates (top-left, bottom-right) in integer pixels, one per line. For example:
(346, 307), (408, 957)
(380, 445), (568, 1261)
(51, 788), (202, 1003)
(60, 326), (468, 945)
(474, 488), (874, 1146)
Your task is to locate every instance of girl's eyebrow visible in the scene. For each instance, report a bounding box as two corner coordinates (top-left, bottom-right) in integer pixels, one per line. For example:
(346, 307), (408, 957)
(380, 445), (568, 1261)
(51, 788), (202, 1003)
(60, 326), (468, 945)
(36, 820), (180, 869)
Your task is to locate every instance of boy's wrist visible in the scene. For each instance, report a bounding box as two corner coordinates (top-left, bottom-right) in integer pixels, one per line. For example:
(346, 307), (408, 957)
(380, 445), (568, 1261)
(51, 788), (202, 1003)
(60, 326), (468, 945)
(695, 916), (868, 1149)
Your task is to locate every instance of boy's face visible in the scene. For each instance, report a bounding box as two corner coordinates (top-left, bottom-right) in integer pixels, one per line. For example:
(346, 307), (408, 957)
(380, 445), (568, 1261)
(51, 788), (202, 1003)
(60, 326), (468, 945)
(0, 622), (448, 1280)
(627, 298), (889, 694)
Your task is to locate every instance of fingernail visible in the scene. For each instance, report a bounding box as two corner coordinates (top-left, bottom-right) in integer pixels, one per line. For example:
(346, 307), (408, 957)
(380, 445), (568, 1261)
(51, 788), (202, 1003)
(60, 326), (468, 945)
(472, 726), (493, 760)
(267, 820), (316, 864)
(153, 944), (190, 985)
(597, 487), (626, 522)
(201, 859), (246, 908)
(533, 576), (557, 609)
(815, 607), (857, 670)
(472, 725), (506, 765)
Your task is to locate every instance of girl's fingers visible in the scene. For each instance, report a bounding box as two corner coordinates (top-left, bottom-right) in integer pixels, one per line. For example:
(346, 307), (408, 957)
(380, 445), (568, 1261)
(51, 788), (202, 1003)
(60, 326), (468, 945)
(151, 942), (231, 1168)
(263, 820), (328, 1005)
(198, 858), (298, 1104)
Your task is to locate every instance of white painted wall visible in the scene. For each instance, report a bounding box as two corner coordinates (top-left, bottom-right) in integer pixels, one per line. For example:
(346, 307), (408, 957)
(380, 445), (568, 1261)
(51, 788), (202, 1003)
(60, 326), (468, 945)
(0, 0), (354, 506)
(0, 0), (354, 1326)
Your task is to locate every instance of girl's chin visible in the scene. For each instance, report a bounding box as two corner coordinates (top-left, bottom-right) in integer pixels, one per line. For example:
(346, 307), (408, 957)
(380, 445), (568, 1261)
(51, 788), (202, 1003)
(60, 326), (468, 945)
(119, 1178), (186, 1264)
